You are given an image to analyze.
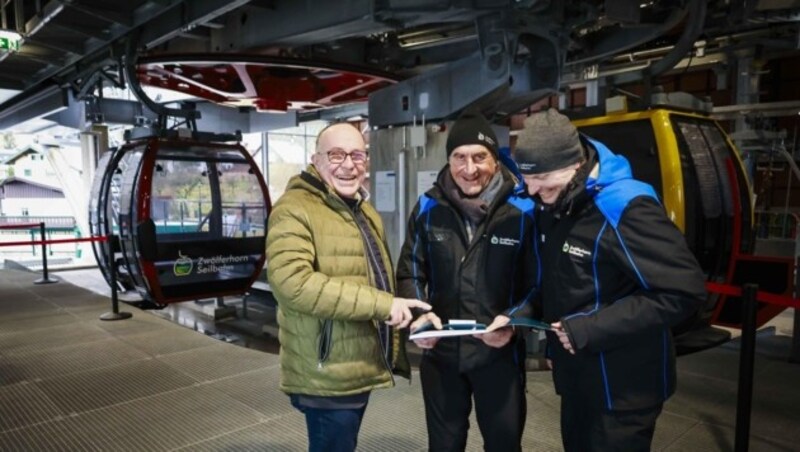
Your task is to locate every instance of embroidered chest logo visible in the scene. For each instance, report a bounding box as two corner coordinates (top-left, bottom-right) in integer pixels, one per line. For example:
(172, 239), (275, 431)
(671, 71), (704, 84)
(491, 235), (519, 246)
(430, 232), (448, 242)
(562, 241), (592, 259)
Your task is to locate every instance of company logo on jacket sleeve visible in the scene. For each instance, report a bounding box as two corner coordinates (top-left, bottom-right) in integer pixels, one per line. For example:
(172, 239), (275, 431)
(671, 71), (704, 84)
(562, 241), (592, 258)
(491, 235), (520, 246)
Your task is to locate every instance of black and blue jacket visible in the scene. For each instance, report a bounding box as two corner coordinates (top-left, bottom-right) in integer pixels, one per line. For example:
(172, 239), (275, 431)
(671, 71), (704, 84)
(536, 137), (706, 411)
(396, 165), (538, 373)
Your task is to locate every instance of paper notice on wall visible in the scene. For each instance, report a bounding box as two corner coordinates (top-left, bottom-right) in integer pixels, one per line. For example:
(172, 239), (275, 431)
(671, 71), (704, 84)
(375, 171), (396, 212)
(416, 171), (438, 196)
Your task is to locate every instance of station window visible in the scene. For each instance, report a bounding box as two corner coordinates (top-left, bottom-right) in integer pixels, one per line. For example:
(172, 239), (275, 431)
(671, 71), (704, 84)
(267, 122), (328, 201)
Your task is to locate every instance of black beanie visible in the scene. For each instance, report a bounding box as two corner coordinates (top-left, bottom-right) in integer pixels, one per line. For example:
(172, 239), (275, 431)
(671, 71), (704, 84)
(514, 109), (584, 174)
(446, 111), (498, 159)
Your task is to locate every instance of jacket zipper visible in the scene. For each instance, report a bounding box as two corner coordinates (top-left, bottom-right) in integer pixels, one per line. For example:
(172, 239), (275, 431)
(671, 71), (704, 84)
(340, 194), (396, 383)
(376, 323), (395, 385)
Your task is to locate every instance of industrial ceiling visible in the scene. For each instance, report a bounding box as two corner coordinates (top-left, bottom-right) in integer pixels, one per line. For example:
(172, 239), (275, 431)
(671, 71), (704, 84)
(0, 0), (798, 130)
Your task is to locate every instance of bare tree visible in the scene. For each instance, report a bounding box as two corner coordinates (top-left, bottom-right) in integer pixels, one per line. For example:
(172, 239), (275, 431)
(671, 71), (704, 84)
(1, 132), (16, 150)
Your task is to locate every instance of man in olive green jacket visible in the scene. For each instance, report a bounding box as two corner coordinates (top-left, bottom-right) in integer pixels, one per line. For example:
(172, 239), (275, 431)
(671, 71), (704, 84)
(266, 122), (430, 452)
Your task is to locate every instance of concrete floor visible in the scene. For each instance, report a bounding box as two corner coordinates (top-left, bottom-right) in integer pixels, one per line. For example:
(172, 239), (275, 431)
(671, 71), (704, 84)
(0, 265), (798, 451)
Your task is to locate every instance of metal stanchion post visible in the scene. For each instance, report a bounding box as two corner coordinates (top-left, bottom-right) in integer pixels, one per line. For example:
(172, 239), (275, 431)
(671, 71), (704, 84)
(734, 283), (758, 452)
(790, 257), (800, 363)
(34, 222), (58, 284)
(100, 234), (132, 321)
(791, 308), (800, 363)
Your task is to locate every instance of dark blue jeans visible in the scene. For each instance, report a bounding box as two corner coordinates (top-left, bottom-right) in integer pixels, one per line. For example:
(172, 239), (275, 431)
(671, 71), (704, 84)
(290, 395), (368, 452)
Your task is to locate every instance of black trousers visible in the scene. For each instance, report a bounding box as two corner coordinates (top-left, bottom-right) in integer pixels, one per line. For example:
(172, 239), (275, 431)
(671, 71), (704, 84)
(419, 354), (526, 452)
(560, 392), (663, 452)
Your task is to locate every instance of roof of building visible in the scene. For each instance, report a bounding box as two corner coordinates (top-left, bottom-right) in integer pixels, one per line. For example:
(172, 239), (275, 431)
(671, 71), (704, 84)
(0, 176), (62, 193)
(3, 145), (44, 165)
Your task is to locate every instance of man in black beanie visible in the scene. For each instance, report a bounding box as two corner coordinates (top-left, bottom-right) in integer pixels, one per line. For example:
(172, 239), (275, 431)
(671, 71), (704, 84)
(509, 109), (706, 451)
(396, 110), (537, 451)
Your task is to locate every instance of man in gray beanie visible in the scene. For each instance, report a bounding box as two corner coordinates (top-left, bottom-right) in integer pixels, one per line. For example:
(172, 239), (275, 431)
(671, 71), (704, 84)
(506, 109), (706, 451)
(514, 109), (587, 206)
(396, 110), (537, 451)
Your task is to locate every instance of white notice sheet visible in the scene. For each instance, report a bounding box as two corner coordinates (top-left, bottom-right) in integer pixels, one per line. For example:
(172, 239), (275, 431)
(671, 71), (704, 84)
(416, 170), (438, 196)
(375, 171), (396, 212)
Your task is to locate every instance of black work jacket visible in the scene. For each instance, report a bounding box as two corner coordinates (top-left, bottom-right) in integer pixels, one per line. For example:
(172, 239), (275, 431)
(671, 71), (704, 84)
(537, 138), (706, 411)
(396, 167), (538, 372)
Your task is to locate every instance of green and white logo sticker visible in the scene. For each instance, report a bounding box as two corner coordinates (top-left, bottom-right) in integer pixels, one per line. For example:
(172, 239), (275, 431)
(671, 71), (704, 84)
(174, 250), (194, 276)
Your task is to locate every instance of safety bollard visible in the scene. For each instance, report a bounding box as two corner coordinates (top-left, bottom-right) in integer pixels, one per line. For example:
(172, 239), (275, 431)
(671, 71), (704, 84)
(734, 283), (758, 452)
(34, 222), (58, 285)
(100, 233), (132, 321)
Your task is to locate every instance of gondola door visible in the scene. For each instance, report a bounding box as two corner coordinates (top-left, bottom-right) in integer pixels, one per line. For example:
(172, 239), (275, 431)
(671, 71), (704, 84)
(132, 140), (270, 305)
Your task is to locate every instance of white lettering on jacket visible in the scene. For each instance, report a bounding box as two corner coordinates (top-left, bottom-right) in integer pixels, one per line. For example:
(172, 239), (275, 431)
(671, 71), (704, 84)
(562, 241), (592, 258)
(491, 235), (520, 246)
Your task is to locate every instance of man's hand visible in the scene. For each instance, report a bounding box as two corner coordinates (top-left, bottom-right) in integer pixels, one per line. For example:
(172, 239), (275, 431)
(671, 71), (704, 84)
(484, 315), (510, 332)
(387, 298), (431, 328)
(476, 315), (513, 348)
(410, 312), (442, 349)
(552, 321), (575, 355)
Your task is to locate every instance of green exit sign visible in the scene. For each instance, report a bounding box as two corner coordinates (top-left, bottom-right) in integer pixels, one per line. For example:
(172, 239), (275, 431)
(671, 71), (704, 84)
(0, 36), (20, 51)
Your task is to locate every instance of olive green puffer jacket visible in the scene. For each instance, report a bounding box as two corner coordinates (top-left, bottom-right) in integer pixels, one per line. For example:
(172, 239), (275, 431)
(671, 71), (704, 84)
(266, 165), (409, 396)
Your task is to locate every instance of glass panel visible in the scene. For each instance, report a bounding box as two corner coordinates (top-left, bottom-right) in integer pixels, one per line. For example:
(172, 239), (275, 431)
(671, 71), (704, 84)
(675, 121), (722, 217)
(671, 115), (733, 281)
(151, 158), (214, 235)
(268, 133), (309, 200)
(218, 160), (267, 238)
(117, 148), (145, 231)
(267, 122), (327, 200)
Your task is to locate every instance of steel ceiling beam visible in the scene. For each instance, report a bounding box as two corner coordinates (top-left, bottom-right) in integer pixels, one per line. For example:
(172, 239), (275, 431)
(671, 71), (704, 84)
(22, 35), (84, 56)
(46, 21), (110, 40)
(0, 75), (24, 90)
(61, 2), (134, 27)
(0, 0), (193, 115)
(139, 0), (252, 49)
(0, 85), (69, 130)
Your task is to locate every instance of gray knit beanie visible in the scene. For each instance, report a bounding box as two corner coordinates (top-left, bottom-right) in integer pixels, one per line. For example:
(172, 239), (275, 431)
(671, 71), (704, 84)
(514, 109), (584, 174)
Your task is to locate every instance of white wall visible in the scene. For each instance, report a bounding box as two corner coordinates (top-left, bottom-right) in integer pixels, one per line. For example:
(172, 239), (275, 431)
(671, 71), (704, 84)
(11, 152), (56, 185)
(2, 198), (72, 217)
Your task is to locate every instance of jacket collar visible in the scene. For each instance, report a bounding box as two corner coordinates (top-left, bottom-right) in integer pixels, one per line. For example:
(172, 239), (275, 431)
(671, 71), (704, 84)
(584, 136), (635, 192)
(296, 164), (370, 207)
(545, 136), (636, 218)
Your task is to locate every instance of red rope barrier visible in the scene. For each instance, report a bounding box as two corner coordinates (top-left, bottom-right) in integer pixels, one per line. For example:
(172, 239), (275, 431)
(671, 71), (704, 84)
(0, 236), (108, 247)
(0, 223), (42, 230)
(706, 281), (800, 309)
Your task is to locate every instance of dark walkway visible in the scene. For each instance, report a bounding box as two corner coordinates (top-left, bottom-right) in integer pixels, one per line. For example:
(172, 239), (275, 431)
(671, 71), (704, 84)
(0, 266), (798, 451)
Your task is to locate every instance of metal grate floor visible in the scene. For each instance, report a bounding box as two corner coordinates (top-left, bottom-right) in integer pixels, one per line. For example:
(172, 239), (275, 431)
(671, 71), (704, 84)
(0, 267), (798, 451)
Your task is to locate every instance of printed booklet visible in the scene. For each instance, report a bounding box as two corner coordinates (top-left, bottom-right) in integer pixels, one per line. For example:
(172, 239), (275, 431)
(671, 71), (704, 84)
(409, 317), (553, 340)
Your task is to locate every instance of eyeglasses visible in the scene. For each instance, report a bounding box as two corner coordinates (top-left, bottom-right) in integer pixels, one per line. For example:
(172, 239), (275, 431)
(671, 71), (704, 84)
(449, 151), (492, 167)
(324, 149), (369, 165)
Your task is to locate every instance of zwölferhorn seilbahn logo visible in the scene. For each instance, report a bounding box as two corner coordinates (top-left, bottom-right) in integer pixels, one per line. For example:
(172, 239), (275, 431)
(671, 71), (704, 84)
(174, 251), (194, 276)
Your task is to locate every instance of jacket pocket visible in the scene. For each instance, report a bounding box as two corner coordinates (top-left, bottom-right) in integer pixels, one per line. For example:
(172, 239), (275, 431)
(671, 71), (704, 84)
(317, 319), (333, 368)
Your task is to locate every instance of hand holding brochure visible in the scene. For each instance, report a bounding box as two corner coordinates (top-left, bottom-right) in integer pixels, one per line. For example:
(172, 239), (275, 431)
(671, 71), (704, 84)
(506, 317), (555, 332)
(409, 320), (486, 340)
(409, 317), (553, 341)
